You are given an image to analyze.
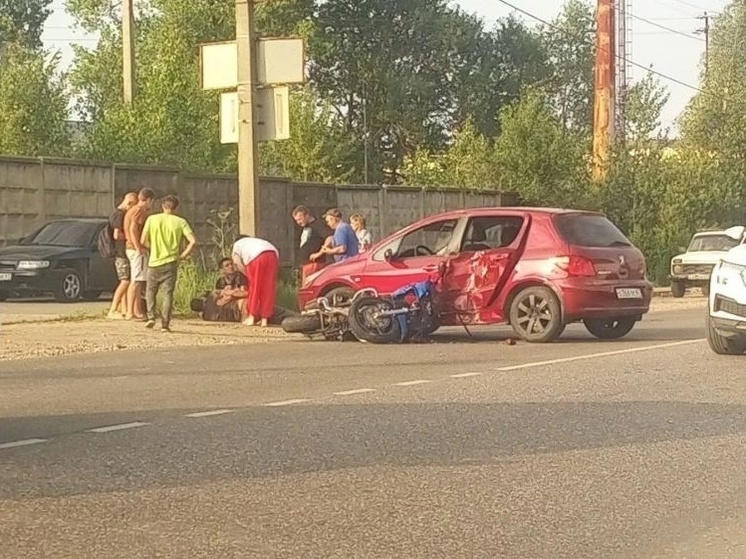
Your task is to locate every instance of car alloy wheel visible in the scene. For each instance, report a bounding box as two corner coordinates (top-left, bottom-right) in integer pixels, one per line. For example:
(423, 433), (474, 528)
(55, 271), (82, 302)
(509, 286), (565, 343)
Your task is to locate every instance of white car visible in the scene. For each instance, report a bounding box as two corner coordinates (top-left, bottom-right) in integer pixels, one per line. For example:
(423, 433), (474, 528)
(670, 226), (746, 297)
(707, 244), (746, 355)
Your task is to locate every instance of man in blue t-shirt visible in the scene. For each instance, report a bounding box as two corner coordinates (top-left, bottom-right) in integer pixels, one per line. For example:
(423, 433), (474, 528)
(320, 208), (360, 262)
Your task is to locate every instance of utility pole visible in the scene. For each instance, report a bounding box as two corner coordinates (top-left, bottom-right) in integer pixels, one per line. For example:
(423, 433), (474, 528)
(235, 0), (260, 236)
(592, 0), (615, 181)
(122, 0), (136, 104)
(697, 12), (710, 78)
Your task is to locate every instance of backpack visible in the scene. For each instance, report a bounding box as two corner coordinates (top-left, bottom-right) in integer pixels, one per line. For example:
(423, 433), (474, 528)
(97, 221), (116, 258)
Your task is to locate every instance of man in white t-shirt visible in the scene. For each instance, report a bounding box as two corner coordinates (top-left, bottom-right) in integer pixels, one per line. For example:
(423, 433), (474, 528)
(231, 235), (280, 327)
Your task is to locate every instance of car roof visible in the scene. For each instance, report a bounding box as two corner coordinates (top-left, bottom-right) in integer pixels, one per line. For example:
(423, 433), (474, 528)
(427, 207), (603, 219)
(46, 217), (108, 224)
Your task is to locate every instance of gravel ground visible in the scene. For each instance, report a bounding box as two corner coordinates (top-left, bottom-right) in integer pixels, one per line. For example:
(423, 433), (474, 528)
(0, 293), (706, 362)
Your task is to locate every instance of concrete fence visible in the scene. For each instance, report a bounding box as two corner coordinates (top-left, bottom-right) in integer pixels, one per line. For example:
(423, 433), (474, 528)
(0, 155), (517, 266)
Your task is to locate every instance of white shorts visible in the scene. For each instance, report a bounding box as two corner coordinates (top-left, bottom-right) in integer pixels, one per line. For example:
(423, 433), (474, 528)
(126, 248), (147, 282)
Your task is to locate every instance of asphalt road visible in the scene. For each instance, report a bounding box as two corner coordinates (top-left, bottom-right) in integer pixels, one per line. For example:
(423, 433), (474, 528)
(2, 307), (746, 558)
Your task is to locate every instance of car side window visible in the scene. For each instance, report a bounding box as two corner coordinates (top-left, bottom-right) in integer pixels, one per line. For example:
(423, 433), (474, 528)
(460, 216), (524, 253)
(372, 218), (459, 261)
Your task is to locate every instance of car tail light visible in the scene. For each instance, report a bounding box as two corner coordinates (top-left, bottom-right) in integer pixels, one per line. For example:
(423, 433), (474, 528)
(555, 256), (597, 277)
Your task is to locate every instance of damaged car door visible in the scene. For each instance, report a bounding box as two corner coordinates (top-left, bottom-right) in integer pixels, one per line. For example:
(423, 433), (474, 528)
(440, 214), (529, 324)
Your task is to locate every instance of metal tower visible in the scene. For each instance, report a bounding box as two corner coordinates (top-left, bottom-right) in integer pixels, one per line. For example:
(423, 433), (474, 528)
(615, 0), (633, 140)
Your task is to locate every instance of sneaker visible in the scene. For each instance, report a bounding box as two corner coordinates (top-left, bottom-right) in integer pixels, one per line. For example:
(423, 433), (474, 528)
(242, 317), (256, 326)
(160, 324), (171, 333)
(106, 312), (125, 320)
(145, 320), (156, 329)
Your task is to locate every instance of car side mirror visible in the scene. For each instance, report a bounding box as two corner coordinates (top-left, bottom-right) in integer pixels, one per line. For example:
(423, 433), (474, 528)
(384, 248), (394, 262)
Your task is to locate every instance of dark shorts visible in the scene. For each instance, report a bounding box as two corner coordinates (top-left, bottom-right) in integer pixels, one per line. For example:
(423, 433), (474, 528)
(114, 256), (131, 281)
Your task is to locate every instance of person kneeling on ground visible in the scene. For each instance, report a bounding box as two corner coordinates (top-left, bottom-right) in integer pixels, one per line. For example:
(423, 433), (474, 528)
(190, 258), (295, 324)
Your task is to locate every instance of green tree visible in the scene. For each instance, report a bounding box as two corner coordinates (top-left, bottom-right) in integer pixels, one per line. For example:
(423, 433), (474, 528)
(259, 86), (357, 183)
(540, 0), (596, 134)
(680, 3), (746, 158)
(402, 118), (498, 189)
(0, 45), (70, 156)
(494, 89), (589, 208)
(308, 0), (495, 182)
(0, 0), (52, 48)
(69, 0), (235, 169)
(623, 74), (670, 142)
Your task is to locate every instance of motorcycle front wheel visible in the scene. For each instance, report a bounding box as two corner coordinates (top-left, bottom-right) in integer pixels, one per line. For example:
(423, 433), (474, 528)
(348, 296), (403, 344)
(281, 314), (322, 334)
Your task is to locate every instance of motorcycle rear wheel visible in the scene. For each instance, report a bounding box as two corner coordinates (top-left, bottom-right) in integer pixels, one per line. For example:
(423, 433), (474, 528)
(349, 296), (403, 344)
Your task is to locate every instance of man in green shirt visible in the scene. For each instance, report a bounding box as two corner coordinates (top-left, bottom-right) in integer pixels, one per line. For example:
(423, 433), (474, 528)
(140, 195), (197, 331)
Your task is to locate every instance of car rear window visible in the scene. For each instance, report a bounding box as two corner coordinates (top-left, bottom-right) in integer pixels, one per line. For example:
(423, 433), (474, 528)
(24, 221), (99, 247)
(553, 213), (632, 248)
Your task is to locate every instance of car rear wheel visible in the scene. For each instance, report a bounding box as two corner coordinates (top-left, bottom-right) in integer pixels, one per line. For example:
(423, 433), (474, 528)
(584, 317), (636, 340)
(706, 313), (746, 355)
(670, 281), (685, 298)
(325, 286), (355, 306)
(54, 270), (82, 303)
(509, 286), (565, 343)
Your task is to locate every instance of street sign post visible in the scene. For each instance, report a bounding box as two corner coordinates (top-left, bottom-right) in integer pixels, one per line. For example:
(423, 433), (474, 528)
(200, 23), (304, 236)
(219, 87), (290, 144)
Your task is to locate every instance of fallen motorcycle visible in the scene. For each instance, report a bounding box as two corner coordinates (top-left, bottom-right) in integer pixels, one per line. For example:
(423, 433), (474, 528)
(281, 278), (440, 344)
(280, 290), (356, 341)
(347, 279), (440, 343)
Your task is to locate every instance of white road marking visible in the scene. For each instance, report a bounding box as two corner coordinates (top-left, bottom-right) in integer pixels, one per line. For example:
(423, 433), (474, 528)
(264, 399), (311, 407)
(394, 380), (433, 386)
(87, 422), (150, 433)
(333, 388), (376, 396)
(450, 372), (483, 378)
(496, 339), (706, 372)
(185, 409), (235, 418)
(0, 438), (47, 450)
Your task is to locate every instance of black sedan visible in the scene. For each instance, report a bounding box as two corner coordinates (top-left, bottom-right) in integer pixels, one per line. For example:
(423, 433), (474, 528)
(0, 218), (118, 302)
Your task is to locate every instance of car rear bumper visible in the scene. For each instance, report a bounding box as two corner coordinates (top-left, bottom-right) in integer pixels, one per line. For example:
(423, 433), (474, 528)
(669, 273), (710, 283)
(558, 279), (653, 321)
(0, 270), (62, 294)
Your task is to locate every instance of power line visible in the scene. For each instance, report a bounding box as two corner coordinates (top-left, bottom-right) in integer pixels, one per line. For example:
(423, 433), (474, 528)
(631, 13), (704, 42)
(493, 0), (704, 94)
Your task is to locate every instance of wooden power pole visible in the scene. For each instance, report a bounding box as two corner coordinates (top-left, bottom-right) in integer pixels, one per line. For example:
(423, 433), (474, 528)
(235, 0), (260, 236)
(592, 0), (615, 181)
(697, 12), (710, 77)
(122, 0), (136, 104)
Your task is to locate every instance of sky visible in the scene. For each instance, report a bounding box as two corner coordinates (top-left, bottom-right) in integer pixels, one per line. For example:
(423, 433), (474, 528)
(42, 0), (730, 133)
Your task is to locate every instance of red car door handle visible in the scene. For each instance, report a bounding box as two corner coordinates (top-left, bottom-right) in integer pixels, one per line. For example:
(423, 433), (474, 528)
(423, 265), (439, 272)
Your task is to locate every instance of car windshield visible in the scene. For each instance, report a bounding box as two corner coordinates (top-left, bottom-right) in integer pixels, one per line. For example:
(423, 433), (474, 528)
(553, 214), (632, 248)
(687, 234), (739, 252)
(23, 221), (99, 247)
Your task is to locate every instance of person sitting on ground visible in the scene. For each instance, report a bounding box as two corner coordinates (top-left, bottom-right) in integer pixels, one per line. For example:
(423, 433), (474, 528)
(190, 258), (295, 324)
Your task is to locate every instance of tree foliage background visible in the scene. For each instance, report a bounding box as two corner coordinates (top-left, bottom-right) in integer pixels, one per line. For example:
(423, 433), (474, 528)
(1, 0), (745, 282)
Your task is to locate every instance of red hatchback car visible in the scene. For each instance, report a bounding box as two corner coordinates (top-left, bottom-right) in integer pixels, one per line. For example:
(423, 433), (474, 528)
(298, 207), (653, 342)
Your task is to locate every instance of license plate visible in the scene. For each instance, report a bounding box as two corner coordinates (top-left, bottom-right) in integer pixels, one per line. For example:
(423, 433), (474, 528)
(0, 273), (10, 282)
(689, 274), (710, 281)
(616, 288), (643, 299)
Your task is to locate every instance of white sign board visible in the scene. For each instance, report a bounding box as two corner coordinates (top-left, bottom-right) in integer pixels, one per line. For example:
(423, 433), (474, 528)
(219, 87), (290, 144)
(200, 38), (304, 90)
(257, 38), (305, 85)
(200, 41), (238, 90)
(219, 92), (239, 144)
(256, 86), (290, 142)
